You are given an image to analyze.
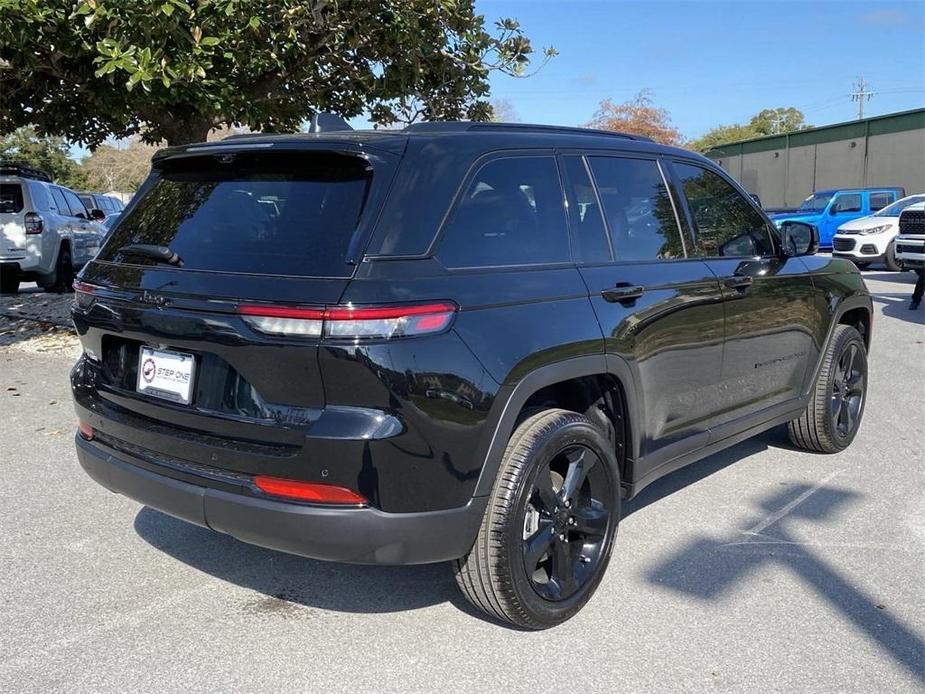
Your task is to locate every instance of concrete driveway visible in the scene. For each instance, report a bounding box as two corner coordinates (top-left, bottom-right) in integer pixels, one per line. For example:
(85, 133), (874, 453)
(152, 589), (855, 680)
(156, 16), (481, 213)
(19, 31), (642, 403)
(0, 270), (922, 693)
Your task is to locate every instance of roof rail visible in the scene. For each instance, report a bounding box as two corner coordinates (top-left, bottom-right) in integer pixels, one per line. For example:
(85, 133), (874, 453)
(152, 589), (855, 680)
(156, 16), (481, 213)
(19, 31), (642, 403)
(0, 160), (53, 182)
(403, 121), (653, 142)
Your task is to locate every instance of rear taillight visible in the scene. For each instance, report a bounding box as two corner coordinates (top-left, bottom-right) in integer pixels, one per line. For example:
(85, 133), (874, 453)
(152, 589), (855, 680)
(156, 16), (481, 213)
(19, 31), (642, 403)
(239, 302), (457, 340)
(72, 280), (97, 310)
(77, 421), (94, 440)
(253, 476), (367, 505)
(24, 212), (44, 234)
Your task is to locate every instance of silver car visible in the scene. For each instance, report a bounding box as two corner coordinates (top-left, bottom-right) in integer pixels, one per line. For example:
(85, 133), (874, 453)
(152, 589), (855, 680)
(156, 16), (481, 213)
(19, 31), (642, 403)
(0, 163), (106, 294)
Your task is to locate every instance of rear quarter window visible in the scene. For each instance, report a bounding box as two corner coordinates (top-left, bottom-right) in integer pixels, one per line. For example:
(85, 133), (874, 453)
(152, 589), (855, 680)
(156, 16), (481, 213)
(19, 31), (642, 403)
(28, 183), (52, 212)
(436, 156), (569, 268)
(98, 151), (373, 278)
(0, 183), (24, 213)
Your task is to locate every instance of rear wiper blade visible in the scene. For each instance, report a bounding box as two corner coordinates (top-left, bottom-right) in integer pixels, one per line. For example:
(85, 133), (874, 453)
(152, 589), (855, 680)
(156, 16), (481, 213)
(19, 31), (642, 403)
(116, 244), (184, 267)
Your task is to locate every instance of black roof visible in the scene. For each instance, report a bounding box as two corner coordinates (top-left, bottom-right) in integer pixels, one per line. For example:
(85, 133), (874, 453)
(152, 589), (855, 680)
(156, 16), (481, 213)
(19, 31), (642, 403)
(154, 121), (704, 164)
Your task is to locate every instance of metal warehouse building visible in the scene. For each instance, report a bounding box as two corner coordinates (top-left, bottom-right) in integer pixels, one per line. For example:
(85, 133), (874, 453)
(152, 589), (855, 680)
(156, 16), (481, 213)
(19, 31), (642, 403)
(704, 108), (925, 209)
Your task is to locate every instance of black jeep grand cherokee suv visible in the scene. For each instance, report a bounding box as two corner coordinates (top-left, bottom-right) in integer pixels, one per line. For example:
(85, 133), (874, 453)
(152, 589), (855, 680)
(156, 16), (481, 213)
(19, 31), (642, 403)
(72, 122), (871, 629)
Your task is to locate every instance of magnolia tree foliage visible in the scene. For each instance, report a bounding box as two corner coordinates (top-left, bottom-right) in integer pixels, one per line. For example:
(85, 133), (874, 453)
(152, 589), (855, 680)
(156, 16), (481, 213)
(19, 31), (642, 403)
(0, 0), (554, 146)
(587, 90), (683, 146)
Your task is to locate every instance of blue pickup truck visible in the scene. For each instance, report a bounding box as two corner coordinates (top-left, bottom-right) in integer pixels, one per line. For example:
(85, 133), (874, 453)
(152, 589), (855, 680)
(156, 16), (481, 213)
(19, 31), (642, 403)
(770, 187), (905, 248)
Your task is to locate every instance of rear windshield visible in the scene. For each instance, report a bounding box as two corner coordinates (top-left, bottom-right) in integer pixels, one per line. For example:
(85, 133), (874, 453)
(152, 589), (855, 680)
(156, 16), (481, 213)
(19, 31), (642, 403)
(98, 151), (372, 277)
(0, 183), (24, 213)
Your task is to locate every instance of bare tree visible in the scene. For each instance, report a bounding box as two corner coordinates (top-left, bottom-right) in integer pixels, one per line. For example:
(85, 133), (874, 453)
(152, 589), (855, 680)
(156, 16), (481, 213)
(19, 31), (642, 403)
(490, 98), (520, 122)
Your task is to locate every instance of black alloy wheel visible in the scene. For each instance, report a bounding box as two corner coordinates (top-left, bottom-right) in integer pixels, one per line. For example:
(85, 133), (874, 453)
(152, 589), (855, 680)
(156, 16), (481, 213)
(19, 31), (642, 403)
(521, 444), (612, 601)
(831, 341), (866, 442)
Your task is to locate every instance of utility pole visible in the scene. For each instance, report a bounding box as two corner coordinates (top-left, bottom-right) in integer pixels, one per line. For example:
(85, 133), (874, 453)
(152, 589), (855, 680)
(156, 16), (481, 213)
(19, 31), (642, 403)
(850, 75), (875, 120)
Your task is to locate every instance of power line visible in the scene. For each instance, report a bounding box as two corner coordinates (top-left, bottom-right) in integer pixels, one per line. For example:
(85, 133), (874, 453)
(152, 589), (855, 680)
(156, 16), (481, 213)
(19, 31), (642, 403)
(850, 75), (876, 119)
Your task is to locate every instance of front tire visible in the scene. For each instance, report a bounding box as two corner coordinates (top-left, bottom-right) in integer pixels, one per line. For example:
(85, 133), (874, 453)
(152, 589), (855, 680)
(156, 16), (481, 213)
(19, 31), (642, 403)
(453, 409), (620, 629)
(788, 325), (867, 453)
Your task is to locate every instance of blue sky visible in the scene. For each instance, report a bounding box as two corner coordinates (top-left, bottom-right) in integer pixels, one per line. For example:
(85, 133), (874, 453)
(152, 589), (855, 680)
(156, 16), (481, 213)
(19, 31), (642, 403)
(478, 0), (925, 138)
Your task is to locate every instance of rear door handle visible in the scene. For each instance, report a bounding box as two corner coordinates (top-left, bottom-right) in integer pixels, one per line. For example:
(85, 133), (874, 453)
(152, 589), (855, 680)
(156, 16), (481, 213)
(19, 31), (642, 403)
(601, 285), (645, 305)
(722, 275), (753, 291)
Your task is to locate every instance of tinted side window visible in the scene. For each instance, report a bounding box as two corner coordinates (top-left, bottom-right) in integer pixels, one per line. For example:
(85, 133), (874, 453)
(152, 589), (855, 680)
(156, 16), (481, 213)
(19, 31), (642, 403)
(561, 156), (610, 264)
(832, 193), (861, 213)
(437, 156), (569, 268)
(587, 156), (684, 261)
(0, 184), (24, 213)
(674, 163), (774, 257)
(49, 187), (69, 214)
(62, 189), (87, 217)
(869, 192), (892, 211)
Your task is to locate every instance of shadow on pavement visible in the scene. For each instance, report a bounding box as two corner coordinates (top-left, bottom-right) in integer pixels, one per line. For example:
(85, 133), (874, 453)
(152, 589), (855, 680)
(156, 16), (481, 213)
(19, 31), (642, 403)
(133, 506), (481, 617)
(0, 284), (75, 347)
(645, 484), (925, 683)
(134, 426), (797, 626)
(869, 291), (924, 325)
(624, 426), (791, 518)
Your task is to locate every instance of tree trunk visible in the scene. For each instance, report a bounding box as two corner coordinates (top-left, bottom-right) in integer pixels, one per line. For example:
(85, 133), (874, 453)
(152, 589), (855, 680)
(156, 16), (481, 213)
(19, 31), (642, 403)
(160, 118), (213, 147)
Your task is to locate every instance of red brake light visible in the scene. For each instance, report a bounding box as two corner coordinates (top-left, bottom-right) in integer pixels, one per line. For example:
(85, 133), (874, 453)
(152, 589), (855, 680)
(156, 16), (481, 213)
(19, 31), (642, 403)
(253, 476), (367, 505)
(24, 212), (44, 234)
(238, 302), (457, 339)
(72, 280), (97, 309)
(77, 421), (94, 440)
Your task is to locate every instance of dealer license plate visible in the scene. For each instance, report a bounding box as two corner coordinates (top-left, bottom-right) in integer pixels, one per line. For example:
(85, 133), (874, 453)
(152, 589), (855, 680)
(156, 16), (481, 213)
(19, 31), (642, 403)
(137, 346), (195, 404)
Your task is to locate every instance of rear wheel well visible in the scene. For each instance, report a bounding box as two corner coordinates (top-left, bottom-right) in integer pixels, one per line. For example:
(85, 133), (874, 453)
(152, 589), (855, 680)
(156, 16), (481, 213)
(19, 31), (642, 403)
(838, 307), (870, 349)
(517, 374), (629, 481)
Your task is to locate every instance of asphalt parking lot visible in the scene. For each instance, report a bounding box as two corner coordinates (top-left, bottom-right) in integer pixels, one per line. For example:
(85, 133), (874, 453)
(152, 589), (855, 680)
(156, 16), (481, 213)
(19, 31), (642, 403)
(1, 269), (923, 693)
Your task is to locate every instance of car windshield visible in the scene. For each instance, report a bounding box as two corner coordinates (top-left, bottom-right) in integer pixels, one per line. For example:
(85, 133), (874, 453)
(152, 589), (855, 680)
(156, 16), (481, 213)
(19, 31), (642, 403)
(873, 195), (925, 217)
(97, 151), (372, 277)
(798, 192), (833, 212)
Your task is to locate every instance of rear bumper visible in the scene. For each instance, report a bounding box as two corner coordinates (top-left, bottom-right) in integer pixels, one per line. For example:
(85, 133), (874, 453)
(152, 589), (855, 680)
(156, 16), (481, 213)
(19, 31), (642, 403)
(75, 434), (486, 565)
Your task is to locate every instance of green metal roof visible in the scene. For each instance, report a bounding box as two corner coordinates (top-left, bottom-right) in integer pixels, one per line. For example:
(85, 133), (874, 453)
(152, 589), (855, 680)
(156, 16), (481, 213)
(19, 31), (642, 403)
(704, 108), (925, 160)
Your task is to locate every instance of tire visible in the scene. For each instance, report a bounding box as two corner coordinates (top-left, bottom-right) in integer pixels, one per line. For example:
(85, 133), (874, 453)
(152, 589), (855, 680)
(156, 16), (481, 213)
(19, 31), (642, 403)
(48, 245), (74, 293)
(453, 409), (621, 629)
(0, 270), (20, 294)
(884, 242), (901, 272)
(788, 325), (867, 453)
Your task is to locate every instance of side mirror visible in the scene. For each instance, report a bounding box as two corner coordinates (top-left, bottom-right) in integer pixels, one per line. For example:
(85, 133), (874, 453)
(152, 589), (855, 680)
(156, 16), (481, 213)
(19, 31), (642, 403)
(89, 208), (106, 222)
(780, 221), (819, 257)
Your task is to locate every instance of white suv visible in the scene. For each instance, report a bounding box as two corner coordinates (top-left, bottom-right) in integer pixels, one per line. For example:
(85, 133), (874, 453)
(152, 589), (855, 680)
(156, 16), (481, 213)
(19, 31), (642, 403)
(832, 193), (925, 271)
(896, 202), (925, 270)
(0, 163), (106, 294)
